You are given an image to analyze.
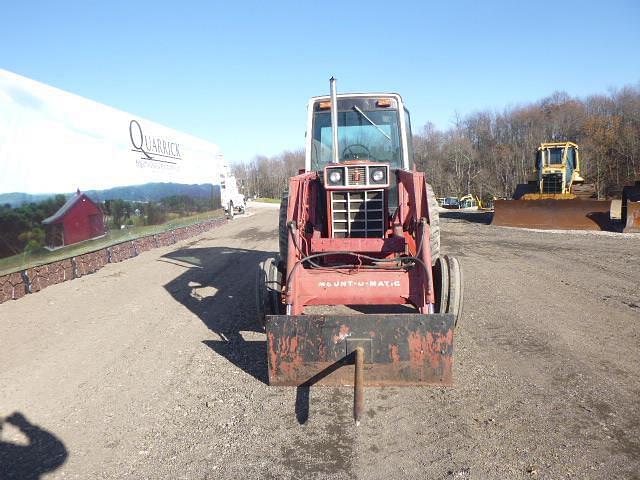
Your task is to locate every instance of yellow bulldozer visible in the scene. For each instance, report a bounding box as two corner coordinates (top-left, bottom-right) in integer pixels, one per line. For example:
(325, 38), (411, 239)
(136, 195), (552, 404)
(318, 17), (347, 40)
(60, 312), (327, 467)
(493, 142), (612, 230)
(517, 142), (594, 199)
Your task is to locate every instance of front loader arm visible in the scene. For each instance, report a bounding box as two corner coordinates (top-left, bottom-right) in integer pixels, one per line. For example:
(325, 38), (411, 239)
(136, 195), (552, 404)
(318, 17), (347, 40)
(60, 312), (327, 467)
(396, 170), (436, 306)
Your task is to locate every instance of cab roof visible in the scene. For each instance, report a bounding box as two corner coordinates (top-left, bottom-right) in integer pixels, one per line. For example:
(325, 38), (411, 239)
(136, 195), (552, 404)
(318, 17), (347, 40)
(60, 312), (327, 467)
(309, 92), (404, 103)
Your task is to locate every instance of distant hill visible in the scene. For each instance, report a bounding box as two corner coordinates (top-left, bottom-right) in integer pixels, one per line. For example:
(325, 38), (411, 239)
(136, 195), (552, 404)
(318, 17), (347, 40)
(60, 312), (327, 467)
(0, 182), (217, 207)
(0, 192), (59, 206)
(84, 183), (216, 202)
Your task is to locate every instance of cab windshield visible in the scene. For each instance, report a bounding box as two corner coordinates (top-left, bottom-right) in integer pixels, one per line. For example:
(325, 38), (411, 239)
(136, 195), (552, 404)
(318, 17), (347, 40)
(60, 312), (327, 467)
(546, 148), (565, 165)
(311, 106), (401, 170)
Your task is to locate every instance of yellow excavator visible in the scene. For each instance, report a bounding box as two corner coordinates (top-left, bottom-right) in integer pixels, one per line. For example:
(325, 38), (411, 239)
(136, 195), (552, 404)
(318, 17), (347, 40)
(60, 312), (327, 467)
(493, 142), (612, 230)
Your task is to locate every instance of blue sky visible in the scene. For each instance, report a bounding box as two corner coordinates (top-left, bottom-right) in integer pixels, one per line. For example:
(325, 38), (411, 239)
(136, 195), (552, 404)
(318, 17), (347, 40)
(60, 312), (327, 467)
(2, 0), (639, 164)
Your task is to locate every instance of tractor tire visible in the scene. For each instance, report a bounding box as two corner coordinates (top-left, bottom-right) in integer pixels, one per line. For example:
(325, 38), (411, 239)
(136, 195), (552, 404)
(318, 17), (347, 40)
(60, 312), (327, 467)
(255, 260), (269, 328)
(425, 183), (440, 265)
(256, 257), (282, 328)
(444, 255), (463, 327)
(278, 192), (289, 272)
(433, 256), (449, 315)
(267, 258), (284, 315)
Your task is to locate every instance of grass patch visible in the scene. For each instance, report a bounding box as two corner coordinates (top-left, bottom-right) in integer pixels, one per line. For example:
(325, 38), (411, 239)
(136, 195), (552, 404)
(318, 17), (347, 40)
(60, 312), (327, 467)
(0, 209), (224, 276)
(252, 198), (281, 204)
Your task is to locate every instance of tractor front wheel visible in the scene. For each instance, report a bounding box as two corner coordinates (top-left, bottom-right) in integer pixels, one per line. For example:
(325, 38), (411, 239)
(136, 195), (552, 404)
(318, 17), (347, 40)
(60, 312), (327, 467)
(256, 257), (283, 329)
(433, 255), (463, 327)
(256, 259), (269, 328)
(433, 256), (449, 315)
(444, 255), (463, 327)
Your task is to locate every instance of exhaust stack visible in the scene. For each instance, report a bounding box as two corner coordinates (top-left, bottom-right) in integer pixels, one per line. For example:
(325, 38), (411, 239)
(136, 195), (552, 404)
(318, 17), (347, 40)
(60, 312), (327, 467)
(330, 77), (339, 164)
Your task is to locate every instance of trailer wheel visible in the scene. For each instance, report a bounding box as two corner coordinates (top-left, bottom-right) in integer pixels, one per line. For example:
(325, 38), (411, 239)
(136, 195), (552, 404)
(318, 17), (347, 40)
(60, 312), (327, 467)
(445, 255), (463, 327)
(278, 192), (289, 272)
(426, 183), (440, 264)
(433, 256), (449, 314)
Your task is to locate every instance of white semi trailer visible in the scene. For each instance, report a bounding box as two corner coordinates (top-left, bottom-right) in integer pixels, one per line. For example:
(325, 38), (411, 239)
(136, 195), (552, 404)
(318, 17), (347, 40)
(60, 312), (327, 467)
(0, 69), (225, 198)
(219, 162), (245, 218)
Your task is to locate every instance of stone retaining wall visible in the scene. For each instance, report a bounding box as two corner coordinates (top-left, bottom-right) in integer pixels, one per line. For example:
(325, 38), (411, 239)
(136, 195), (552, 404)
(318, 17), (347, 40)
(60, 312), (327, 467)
(0, 217), (227, 304)
(0, 272), (28, 301)
(74, 250), (109, 277)
(25, 259), (74, 293)
(109, 241), (137, 263)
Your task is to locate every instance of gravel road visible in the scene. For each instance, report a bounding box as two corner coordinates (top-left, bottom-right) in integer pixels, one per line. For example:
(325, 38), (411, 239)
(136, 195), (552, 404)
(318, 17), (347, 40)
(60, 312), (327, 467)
(1, 203), (639, 479)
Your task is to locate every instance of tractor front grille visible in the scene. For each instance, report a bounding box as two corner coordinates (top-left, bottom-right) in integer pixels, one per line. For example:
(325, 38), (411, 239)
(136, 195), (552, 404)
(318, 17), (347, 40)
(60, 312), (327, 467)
(347, 166), (367, 186)
(542, 173), (564, 194)
(331, 190), (385, 238)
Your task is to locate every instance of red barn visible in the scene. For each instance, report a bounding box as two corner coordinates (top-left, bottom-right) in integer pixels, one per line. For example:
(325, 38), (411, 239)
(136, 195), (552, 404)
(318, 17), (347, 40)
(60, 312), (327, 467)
(43, 190), (105, 248)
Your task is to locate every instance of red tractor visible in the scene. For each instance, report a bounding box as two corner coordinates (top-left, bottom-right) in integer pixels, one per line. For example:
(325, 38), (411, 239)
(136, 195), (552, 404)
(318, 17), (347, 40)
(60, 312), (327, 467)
(257, 78), (463, 423)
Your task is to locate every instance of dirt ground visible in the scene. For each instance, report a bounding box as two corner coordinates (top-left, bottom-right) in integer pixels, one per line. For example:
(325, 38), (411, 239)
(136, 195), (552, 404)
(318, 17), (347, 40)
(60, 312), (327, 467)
(1, 203), (639, 479)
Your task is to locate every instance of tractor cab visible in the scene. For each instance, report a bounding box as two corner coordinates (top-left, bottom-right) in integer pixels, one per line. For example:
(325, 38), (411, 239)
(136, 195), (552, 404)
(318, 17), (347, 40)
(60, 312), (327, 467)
(305, 93), (414, 238)
(307, 93), (413, 171)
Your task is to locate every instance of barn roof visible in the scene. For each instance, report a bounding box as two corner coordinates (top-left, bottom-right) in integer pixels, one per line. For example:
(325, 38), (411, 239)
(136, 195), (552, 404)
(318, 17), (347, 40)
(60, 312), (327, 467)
(42, 191), (97, 225)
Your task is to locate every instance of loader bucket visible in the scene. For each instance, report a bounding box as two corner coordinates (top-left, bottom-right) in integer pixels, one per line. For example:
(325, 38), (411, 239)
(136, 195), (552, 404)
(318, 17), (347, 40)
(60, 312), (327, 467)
(492, 199), (612, 231)
(265, 313), (454, 387)
(623, 201), (640, 233)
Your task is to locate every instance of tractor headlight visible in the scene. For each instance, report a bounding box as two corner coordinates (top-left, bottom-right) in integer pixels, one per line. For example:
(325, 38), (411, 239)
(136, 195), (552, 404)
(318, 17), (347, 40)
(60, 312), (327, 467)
(369, 167), (387, 185)
(327, 168), (344, 186)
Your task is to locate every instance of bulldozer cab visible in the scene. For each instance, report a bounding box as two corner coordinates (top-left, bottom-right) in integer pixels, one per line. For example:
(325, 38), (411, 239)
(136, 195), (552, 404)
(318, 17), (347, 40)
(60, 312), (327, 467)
(535, 142), (582, 194)
(305, 93), (414, 172)
(536, 142), (579, 168)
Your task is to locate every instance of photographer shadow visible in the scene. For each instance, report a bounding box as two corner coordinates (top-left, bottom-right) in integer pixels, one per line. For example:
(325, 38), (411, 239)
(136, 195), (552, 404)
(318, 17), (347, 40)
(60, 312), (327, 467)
(0, 412), (68, 480)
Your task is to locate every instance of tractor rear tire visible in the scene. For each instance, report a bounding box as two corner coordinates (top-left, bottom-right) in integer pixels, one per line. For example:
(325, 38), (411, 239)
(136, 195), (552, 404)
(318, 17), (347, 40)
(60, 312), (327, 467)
(426, 183), (440, 265)
(278, 192), (289, 272)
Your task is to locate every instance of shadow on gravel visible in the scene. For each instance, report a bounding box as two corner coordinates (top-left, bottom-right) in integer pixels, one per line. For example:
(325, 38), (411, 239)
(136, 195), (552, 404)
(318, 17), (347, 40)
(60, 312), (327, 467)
(440, 210), (493, 224)
(162, 246), (274, 384)
(162, 246), (346, 425)
(0, 412), (68, 480)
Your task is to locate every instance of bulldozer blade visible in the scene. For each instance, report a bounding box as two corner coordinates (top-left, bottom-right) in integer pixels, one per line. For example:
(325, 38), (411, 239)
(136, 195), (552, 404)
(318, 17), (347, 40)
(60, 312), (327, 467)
(265, 313), (454, 387)
(623, 201), (640, 233)
(492, 199), (612, 231)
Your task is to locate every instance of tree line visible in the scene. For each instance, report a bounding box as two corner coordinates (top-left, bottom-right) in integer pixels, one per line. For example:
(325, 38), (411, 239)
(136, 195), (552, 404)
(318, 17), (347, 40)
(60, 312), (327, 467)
(232, 150), (305, 200)
(233, 84), (640, 201)
(0, 195), (67, 257)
